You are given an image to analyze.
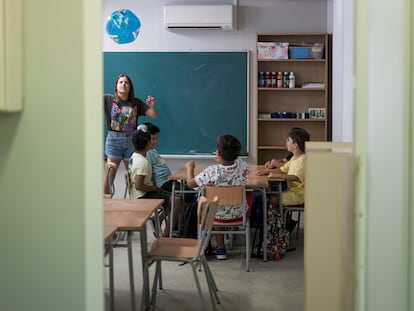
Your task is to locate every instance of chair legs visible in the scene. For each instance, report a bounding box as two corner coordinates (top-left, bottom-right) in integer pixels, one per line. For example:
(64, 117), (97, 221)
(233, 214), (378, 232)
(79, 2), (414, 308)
(201, 257), (220, 299)
(144, 257), (220, 311)
(245, 224), (250, 272)
(283, 207), (304, 240)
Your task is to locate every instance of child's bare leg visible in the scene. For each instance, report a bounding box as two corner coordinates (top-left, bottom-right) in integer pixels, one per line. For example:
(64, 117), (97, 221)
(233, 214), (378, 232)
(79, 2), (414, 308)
(172, 196), (183, 225)
(163, 215), (171, 237)
(269, 194), (279, 207)
(215, 233), (225, 249)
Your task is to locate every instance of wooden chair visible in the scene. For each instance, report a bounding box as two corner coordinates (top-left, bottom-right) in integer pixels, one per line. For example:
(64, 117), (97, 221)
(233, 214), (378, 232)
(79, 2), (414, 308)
(202, 186), (251, 272)
(124, 171), (165, 235)
(142, 196), (220, 311)
(124, 171), (131, 199)
(283, 204), (304, 239)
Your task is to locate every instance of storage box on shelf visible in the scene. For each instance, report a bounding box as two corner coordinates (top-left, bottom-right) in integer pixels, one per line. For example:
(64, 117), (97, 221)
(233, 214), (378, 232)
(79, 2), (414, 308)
(256, 33), (331, 164)
(257, 42), (289, 60)
(289, 44), (324, 59)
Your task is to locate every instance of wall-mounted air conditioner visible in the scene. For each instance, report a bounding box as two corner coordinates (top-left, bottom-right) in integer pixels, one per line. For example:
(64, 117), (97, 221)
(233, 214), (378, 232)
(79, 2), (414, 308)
(164, 4), (236, 31)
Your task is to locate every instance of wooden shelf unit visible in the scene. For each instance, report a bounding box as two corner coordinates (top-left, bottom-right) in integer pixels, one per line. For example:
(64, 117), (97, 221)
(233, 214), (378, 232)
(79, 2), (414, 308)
(256, 33), (331, 163)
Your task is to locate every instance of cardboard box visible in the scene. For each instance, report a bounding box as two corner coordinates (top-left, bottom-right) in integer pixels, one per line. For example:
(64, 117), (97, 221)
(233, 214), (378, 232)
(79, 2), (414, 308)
(257, 42), (289, 60)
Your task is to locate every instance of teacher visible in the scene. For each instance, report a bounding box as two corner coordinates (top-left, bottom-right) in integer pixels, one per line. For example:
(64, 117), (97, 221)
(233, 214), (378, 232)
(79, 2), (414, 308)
(104, 73), (158, 195)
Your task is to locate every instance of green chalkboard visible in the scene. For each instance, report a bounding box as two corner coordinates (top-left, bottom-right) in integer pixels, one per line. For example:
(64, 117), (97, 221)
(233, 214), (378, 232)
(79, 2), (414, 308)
(104, 52), (248, 155)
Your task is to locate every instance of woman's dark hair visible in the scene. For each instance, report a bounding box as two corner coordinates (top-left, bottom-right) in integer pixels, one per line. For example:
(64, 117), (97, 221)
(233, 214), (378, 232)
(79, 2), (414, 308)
(289, 128), (310, 152)
(132, 129), (151, 151)
(143, 122), (160, 135)
(216, 134), (241, 162)
(113, 74), (135, 104)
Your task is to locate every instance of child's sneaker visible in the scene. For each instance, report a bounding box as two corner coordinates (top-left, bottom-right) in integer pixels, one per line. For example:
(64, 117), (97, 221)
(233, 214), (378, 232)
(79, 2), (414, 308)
(215, 248), (226, 260)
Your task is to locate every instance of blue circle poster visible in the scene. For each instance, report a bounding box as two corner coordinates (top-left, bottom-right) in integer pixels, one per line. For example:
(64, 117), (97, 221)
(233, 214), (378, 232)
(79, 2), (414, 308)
(106, 9), (141, 44)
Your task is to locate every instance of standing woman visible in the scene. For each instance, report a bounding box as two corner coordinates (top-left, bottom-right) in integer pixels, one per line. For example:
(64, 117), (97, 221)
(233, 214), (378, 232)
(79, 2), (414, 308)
(104, 74), (158, 194)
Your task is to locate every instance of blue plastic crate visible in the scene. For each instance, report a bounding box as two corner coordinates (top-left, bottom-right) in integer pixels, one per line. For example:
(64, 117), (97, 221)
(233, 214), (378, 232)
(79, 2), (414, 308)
(289, 47), (310, 59)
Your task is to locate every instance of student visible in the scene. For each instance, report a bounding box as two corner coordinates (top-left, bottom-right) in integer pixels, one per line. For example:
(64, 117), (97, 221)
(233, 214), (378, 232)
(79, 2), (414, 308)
(144, 122), (194, 234)
(128, 124), (172, 237)
(257, 127), (310, 231)
(262, 128), (306, 170)
(104, 73), (158, 195)
(185, 134), (249, 260)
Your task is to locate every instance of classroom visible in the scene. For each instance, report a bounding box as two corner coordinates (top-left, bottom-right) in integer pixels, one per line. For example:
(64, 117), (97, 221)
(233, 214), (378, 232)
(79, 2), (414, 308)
(0, 1), (412, 311)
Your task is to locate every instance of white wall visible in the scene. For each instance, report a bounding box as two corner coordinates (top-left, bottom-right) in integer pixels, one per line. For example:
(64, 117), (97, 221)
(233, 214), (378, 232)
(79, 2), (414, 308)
(103, 0), (336, 169)
(331, 0), (354, 142)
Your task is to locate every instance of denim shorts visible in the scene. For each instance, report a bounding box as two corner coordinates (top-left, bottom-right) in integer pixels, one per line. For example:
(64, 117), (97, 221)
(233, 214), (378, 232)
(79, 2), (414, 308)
(105, 130), (134, 161)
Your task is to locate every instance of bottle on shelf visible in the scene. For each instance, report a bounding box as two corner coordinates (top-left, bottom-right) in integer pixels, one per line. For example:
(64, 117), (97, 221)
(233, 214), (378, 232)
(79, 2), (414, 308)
(258, 71), (265, 88)
(265, 71), (271, 88)
(277, 72), (283, 88)
(283, 72), (289, 88)
(289, 72), (296, 88)
(271, 72), (277, 88)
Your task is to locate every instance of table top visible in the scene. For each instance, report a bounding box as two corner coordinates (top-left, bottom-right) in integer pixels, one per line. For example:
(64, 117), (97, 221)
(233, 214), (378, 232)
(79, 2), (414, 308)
(104, 198), (164, 231)
(104, 198), (164, 211)
(104, 226), (118, 241)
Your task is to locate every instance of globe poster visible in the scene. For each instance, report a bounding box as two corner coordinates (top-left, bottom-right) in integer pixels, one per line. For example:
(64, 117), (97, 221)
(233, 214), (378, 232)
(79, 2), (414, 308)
(106, 9), (141, 44)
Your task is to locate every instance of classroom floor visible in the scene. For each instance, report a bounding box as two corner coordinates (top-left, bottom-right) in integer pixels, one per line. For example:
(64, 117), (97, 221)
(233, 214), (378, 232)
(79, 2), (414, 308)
(105, 166), (304, 311)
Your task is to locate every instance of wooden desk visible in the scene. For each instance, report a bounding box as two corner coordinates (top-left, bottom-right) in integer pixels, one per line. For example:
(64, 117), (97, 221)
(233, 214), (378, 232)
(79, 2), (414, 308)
(168, 164), (279, 262)
(104, 226), (117, 311)
(104, 198), (164, 311)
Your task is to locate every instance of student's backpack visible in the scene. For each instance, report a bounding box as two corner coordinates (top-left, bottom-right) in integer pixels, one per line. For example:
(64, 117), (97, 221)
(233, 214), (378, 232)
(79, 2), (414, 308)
(179, 199), (199, 239)
(265, 204), (290, 261)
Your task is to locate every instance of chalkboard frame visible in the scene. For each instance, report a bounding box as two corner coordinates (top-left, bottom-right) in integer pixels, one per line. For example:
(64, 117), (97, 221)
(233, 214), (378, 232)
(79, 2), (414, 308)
(104, 51), (249, 156)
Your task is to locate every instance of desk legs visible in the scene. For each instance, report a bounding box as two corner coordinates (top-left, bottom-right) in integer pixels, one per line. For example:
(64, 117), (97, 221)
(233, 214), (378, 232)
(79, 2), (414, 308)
(108, 239), (115, 311)
(127, 232), (136, 311)
(255, 187), (268, 262)
(169, 182), (177, 237)
(140, 225), (150, 310)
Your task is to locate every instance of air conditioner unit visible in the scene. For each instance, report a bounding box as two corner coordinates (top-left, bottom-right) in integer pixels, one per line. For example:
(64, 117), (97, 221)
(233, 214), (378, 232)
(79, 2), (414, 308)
(164, 4), (236, 31)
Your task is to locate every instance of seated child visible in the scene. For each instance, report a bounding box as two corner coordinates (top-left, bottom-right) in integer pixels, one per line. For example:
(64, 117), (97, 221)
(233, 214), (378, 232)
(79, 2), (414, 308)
(128, 124), (174, 236)
(144, 122), (195, 235)
(257, 128), (310, 258)
(185, 134), (249, 260)
(258, 127), (310, 231)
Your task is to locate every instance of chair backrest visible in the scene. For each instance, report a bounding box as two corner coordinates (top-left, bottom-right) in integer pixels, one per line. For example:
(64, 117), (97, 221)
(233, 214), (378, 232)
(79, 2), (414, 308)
(197, 195), (219, 256)
(202, 185), (246, 222)
(202, 185), (244, 205)
(124, 171), (132, 199)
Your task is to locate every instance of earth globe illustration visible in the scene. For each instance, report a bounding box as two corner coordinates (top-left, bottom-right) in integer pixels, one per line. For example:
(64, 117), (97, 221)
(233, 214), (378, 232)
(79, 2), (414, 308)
(106, 9), (141, 44)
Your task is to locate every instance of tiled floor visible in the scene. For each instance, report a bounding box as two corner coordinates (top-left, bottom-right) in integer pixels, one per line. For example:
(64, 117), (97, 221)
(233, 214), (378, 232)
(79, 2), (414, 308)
(104, 228), (304, 311)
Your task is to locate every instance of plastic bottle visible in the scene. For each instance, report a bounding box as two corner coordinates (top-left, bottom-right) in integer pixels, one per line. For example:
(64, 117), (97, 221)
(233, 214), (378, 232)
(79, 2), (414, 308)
(276, 72), (283, 88)
(283, 72), (289, 88)
(289, 72), (296, 88)
(258, 72), (265, 88)
(271, 72), (277, 88)
(265, 72), (271, 88)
